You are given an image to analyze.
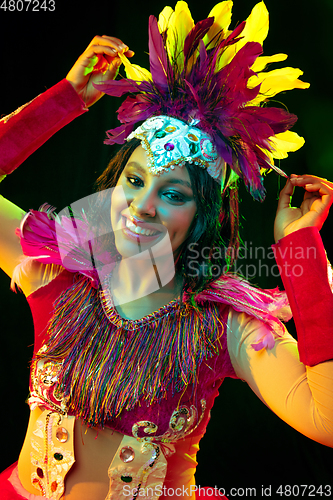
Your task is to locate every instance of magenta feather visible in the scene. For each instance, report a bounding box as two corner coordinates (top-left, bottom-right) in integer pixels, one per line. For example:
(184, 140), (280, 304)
(221, 20), (246, 48)
(105, 123), (135, 145)
(184, 17), (214, 62)
(16, 208), (111, 286)
(95, 79), (142, 97)
(148, 15), (171, 91)
(117, 95), (157, 123)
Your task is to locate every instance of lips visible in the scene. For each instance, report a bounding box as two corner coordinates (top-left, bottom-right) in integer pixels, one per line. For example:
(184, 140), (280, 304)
(120, 215), (163, 242)
(125, 217), (160, 236)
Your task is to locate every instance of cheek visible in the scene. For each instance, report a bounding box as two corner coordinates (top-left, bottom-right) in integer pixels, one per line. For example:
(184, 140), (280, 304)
(168, 206), (197, 241)
(110, 184), (129, 230)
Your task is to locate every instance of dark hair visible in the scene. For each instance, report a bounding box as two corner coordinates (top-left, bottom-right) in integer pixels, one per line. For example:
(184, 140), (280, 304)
(94, 138), (240, 295)
(95, 139), (142, 191)
(176, 163), (239, 294)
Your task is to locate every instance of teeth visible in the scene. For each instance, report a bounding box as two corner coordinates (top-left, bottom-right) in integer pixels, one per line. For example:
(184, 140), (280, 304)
(125, 218), (159, 236)
(126, 219), (136, 228)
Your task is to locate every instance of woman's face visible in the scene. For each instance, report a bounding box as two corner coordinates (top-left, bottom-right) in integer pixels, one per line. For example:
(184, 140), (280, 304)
(111, 145), (197, 259)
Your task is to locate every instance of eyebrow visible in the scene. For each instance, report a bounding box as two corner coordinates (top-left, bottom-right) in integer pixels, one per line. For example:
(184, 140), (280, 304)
(126, 162), (193, 189)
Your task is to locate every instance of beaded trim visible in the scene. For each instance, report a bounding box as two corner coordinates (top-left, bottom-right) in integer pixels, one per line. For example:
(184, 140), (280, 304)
(100, 273), (183, 331)
(0, 96), (36, 124)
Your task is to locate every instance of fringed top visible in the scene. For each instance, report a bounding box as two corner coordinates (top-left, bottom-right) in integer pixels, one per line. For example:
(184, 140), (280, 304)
(31, 272), (224, 427)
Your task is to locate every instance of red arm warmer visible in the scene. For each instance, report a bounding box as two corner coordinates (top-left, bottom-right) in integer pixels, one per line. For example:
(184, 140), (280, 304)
(273, 227), (333, 366)
(0, 79), (87, 175)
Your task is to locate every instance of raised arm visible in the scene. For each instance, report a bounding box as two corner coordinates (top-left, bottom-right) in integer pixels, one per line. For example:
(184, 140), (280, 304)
(0, 36), (133, 292)
(227, 308), (333, 447)
(0, 191), (26, 280)
(227, 174), (333, 447)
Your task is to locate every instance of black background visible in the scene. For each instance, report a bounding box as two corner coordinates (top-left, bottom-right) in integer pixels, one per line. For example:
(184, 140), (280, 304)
(0, 0), (333, 498)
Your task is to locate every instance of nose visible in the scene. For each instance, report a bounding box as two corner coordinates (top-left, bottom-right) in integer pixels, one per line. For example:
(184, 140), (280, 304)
(129, 187), (156, 218)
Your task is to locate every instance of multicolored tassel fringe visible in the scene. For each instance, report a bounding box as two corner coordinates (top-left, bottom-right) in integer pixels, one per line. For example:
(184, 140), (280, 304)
(37, 274), (224, 427)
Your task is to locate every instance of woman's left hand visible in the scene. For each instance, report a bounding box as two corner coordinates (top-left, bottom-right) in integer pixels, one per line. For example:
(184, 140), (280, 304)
(66, 35), (134, 107)
(274, 174), (333, 242)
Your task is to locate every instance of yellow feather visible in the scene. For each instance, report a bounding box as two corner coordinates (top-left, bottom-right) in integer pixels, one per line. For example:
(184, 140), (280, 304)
(251, 53), (288, 73)
(248, 67), (310, 104)
(241, 1), (269, 45)
(202, 1), (233, 47)
(158, 6), (174, 33)
(269, 131), (306, 159)
(118, 53), (152, 82)
(217, 1), (268, 70)
(166, 1), (194, 70)
(259, 131), (305, 170)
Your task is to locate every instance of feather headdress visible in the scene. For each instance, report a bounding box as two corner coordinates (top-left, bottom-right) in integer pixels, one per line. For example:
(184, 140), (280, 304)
(95, 1), (309, 200)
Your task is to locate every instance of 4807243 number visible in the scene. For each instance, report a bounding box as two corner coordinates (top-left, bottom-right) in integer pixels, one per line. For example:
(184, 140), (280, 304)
(0, 0), (55, 11)
(275, 485), (332, 497)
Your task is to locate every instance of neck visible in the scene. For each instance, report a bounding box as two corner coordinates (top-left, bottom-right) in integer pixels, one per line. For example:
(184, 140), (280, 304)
(109, 254), (182, 319)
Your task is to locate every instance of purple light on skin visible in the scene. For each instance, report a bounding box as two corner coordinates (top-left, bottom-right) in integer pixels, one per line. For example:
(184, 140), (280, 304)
(164, 143), (174, 151)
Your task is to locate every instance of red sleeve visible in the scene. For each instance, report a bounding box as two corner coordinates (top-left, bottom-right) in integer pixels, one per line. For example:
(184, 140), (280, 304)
(26, 270), (75, 353)
(0, 79), (87, 175)
(272, 227), (333, 366)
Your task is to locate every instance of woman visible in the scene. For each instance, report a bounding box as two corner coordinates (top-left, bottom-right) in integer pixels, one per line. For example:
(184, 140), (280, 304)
(1, 2), (333, 499)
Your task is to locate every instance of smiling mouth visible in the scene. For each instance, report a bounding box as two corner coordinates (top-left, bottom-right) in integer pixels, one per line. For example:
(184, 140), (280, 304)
(125, 218), (161, 237)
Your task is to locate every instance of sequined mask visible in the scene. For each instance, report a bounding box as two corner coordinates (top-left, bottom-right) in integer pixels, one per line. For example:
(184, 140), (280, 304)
(127, 116), (226, 183)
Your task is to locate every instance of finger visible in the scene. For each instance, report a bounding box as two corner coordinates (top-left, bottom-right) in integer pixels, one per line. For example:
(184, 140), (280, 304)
(277, 178), (295, 210)
(90, 35), (132, 55)
(83, 43), (120, 61)
(101, 57), (122, 80)
(78, 36), (133, 76)
(290, 174), (333, 190)
(304, 183), (333, 214)
(103, 51), (134, 66)
(302, 182), (333, 209)
(303, 182), (333, 194)
(290, 176), (333, 209)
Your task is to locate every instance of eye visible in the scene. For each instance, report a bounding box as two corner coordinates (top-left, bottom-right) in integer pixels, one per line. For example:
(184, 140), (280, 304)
(126, 176), (143, 187)
(163, 191), (186, 203)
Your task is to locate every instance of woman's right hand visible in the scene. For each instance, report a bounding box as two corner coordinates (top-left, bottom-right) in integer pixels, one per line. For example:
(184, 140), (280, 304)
(66, 35), (134, 108)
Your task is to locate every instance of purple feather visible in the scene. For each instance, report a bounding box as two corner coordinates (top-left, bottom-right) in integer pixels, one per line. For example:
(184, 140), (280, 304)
(198, 40), (208, 70)
(94, 79), (141, 97)
(104, 123), (135, 145)
(184, 17), (214, 61)
(216, 42), (262, 100)
(148, 15), (171, 91)
(184, 80), (202, 115)
(238, 155), (265, 201)
(117, 95), (159, 124)
(248, 107), (298, 134)
(213, 133), (234, 166)
(228, 111), (276, 145)
(220, 20), (246, 48)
